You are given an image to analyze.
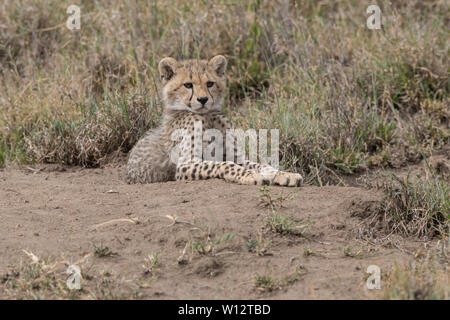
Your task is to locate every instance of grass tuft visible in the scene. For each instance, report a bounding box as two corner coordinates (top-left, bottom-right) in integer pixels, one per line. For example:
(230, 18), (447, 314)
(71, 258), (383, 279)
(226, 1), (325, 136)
(384, 261), (449, 300)
(364, 164), (449, 239)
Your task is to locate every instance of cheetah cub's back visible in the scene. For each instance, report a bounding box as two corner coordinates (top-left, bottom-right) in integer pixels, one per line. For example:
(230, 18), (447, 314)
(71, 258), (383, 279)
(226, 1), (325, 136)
(126, 55), (302, 187)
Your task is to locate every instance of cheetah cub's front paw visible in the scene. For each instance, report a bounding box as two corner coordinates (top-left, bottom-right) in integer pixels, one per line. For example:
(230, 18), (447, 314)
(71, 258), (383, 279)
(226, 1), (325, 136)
(273, 171), (303, 187)
(241, 170), (276, 186)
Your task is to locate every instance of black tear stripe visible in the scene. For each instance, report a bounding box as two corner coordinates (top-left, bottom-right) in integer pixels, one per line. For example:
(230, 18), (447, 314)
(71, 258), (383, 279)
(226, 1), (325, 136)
(189, 86), (194, 103)
(207, 86), (214, 106)
(188, 72), (194, 103)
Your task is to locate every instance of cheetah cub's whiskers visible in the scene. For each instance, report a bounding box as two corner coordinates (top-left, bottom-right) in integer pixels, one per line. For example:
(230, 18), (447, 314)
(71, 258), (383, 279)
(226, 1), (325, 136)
(126, 55), (302, 187)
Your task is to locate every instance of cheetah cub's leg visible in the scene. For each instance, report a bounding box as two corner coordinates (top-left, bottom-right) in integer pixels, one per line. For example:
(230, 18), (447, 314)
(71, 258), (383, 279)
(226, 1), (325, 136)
(210, 113), (302, 187)
(175, 160), (265, 185)
(175, 160), (301, 186)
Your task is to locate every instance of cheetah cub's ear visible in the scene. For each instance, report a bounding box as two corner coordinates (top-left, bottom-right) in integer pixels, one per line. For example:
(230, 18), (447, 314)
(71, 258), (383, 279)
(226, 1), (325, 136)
(158, 57), (178, 82)
(208, 55), (227, 77)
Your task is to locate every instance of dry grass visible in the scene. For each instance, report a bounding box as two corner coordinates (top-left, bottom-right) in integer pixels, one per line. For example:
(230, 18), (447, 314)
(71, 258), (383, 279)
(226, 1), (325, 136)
(23, 91), (160, 166)
(361, 161), (450, 240)
(0, 250), (135, 299)
(254, 265), (307, 293)
(0, 0), (448, 172)
(384, 262), (449, 300)
(383, 241), (449, 300)
(0, 1), (448, 237)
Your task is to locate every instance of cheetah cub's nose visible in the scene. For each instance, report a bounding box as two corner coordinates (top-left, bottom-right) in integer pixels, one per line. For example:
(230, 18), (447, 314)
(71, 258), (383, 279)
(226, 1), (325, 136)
(197, 96), (208, 105)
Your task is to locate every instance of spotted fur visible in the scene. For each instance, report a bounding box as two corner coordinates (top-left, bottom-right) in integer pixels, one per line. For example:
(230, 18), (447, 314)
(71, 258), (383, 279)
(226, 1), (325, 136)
(126, 56), (302, 187)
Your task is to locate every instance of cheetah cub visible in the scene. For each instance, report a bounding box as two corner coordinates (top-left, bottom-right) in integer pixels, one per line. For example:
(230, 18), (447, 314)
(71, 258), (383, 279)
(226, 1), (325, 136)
(126, 55), (302, 187)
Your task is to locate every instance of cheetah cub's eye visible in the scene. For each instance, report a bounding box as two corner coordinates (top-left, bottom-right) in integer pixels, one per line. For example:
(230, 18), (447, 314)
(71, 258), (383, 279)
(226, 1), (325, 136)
(206, 81), (215, 88)
(184, 82), (193, 89)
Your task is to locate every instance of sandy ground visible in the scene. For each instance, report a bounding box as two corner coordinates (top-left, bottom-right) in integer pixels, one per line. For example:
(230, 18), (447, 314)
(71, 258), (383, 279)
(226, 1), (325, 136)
(0, 165), (421, 299)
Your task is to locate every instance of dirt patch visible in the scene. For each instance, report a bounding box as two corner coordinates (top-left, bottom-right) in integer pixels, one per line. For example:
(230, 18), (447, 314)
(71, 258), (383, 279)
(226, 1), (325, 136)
(0, 165), (426, 299)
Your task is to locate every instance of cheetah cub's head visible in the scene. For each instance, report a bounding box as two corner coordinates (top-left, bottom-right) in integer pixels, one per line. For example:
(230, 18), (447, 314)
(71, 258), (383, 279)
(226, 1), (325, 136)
(158, 55), (227, 114)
